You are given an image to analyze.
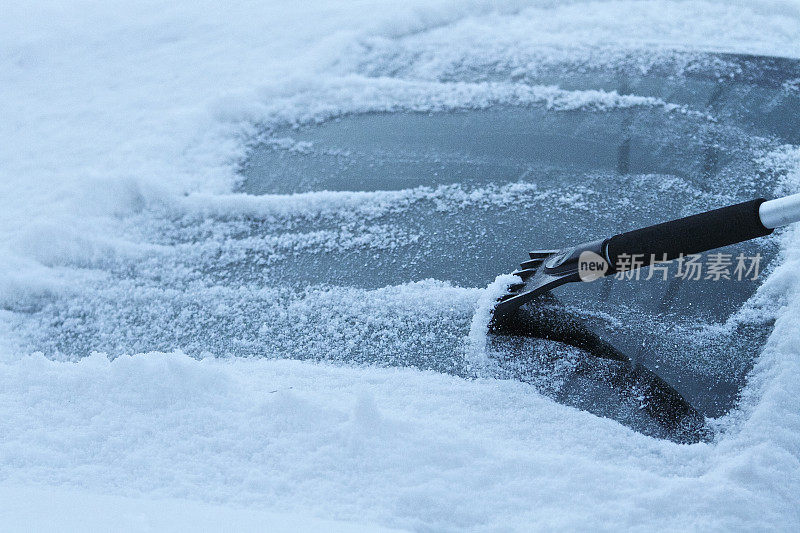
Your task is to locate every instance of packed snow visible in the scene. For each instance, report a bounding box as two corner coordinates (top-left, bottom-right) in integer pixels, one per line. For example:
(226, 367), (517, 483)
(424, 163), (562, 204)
(2, 1), (800, 530)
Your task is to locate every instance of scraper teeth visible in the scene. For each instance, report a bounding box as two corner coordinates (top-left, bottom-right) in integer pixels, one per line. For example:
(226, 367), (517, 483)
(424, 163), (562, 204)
(511, 268), (537, 280)
(528, 250), (558, 260)
(519, 258), (543, 270)
(507, 282), (526, 293)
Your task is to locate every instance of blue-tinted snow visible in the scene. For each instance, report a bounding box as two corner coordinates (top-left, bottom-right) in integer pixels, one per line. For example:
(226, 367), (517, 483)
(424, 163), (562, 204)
(2, 1), (800, 529)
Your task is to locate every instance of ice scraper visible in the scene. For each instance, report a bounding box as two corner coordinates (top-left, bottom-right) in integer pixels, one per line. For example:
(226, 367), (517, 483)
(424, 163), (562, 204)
(494, 193), (800, 318)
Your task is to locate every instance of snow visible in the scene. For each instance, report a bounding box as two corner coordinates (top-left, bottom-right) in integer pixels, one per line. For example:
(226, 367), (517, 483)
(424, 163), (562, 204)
(0, 484), (397, 532)
(2, 0), (800, 530)
(466, 274), (521, 371)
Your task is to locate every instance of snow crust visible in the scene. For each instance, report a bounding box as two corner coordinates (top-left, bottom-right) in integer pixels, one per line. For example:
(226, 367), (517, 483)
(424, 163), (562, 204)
(2, 1), (800, 530)
(0, 485), (396, 532)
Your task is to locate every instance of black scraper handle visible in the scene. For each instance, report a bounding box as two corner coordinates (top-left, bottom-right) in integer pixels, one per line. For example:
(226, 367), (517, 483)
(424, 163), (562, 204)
(605, 199), (773, 272)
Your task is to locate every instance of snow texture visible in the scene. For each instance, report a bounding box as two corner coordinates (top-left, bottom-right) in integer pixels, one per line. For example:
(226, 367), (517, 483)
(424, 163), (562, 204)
(0, 485), (398, 532)
(2, 1), (800, 530)
(466, 274), (521, 372)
